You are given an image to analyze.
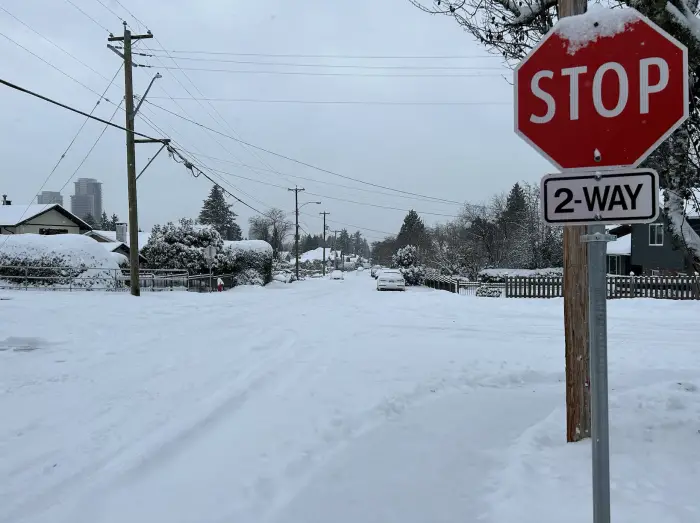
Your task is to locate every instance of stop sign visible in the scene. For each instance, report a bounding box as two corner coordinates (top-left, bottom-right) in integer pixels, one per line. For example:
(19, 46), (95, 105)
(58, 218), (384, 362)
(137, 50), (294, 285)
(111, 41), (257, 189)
(515, 8), (688, 170)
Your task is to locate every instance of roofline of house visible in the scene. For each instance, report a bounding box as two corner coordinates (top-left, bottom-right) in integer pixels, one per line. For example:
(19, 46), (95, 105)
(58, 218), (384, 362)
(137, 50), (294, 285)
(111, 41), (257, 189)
(6, 204), (92, 230)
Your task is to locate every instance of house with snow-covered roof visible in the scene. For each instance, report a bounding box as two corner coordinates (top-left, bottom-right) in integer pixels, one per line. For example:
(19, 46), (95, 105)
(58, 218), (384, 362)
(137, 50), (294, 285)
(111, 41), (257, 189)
(606, 211), (700, 276)
(0, 203), (92, 236)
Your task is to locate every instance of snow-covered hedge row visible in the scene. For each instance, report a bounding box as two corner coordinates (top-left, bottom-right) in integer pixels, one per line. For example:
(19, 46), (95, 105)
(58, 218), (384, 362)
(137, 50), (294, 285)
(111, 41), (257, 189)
(142, 219), (273, 286)
(477, 267), (563, 284)
(223, 240), (273, 285)
(0, 234), (123, 289)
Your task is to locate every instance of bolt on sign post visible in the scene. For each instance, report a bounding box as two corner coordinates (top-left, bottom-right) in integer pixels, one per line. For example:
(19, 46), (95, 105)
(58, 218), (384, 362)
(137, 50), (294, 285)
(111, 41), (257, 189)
(514, 7), (688, 523)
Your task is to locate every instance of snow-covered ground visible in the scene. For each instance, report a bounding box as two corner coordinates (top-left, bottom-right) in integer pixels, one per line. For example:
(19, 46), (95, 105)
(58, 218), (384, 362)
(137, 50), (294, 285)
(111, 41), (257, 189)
(1, 276), (699, 523)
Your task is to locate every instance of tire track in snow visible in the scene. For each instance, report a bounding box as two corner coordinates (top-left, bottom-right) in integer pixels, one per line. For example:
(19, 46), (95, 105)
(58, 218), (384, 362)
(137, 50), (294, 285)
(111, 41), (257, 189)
(250, 371), (566, 523)
(5, 327), (303, 523)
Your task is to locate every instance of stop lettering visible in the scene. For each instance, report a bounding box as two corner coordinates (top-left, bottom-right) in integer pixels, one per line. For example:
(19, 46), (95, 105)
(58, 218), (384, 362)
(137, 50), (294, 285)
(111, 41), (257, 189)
(514, 8), (688, 170)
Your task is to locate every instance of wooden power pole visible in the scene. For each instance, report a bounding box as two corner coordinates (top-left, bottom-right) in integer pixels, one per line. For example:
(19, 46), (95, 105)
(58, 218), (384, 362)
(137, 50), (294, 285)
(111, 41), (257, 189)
(558, 0), (591, 443)
(288, 186), (305, 280)
(320, 211), (330, 275)
(108, 23), (154, 297)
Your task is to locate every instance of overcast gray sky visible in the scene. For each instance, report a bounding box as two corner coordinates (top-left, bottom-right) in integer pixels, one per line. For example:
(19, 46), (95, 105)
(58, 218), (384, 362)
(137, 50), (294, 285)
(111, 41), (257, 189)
(0, 0), (552, 242)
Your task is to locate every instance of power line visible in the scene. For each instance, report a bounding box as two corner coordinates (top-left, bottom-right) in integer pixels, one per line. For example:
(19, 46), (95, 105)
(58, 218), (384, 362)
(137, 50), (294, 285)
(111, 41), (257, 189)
(0, 30), (119, 102)
(300, 211), (396, 237)
(63, 0), (110, 32)
(58, 100), (124, 194)
(144, 55), (505, 70)
(194, 153), (459, 205)
(92, 0), (126, 23)
(150, 66), (506, 78)
(208, 165), (460, 217)
(0, 77), (159, 140)
(144, 100), (462, 205)
(112, 0), (145, 29)
(0, 6), (111, 82)
(148, 49), (498, 60)
(146, 96), (510, 106)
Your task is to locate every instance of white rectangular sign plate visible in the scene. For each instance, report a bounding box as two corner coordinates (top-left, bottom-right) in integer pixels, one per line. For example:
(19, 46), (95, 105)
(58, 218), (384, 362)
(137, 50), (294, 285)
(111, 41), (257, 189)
(541, 169), (659, 225)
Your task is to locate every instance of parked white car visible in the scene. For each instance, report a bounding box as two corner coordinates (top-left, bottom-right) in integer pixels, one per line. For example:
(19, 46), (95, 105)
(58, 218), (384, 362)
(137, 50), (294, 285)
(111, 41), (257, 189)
(370, 265), (382, 278)
(330, 270), (344, 280)
(376, 269), (406, 291)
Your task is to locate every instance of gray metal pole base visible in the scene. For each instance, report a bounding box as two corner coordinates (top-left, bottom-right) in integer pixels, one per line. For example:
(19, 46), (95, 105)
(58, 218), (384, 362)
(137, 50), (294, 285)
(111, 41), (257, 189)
(581, 224), (614, 523)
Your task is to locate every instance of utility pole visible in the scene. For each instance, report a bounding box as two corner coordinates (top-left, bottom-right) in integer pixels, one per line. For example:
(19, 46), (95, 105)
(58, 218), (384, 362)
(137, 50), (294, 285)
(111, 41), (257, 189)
(108, 23), (154, 297)
(332, 230), (341, 270)
(557, 0), (590, 443)
(320, 211), (330, 276)
(288, 186), (305, 280)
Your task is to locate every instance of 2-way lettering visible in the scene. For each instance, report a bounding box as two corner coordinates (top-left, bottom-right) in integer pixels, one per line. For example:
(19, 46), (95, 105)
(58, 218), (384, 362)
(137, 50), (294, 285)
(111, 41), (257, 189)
(554, 183), (643, 214)
(541, 170), (658, 225)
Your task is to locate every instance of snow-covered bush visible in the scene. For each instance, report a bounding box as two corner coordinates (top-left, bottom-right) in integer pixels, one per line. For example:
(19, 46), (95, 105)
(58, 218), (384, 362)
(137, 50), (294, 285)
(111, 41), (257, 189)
(475, 285), (503, 298)
(223, 240), (273, 285)
(392, 245), (425, 286)
(392, 245), (418, 268)
(477, 267), (562, 284)
(143, 220), (272, 286)
(0, 234), (122, 289)
(142, 218), (225, 275)
(401, 265), (426, 286)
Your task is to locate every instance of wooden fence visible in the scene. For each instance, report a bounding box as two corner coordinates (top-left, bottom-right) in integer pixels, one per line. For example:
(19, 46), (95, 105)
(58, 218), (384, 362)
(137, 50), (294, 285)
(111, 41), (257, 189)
(504, 275), (700, 300)
(423, 276), (504, 297)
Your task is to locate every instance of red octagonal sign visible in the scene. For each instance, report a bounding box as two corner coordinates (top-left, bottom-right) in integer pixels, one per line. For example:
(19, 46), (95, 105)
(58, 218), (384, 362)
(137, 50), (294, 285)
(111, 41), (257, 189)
(515, 8), (689, 171)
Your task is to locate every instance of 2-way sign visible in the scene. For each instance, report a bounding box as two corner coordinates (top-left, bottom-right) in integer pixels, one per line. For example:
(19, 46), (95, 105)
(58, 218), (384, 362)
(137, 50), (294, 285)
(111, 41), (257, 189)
(541, 169), (659, 225)
(515, 8), (688, 171)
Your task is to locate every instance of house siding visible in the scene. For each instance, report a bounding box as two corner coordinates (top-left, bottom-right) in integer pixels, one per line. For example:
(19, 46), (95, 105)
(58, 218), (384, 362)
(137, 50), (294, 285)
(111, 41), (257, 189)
(630, 215), (688, 274)
(1, 209), (82, 235)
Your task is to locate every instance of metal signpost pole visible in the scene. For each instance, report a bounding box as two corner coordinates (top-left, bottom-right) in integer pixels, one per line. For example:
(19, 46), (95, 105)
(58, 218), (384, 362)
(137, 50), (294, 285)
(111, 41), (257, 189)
(582, 221), (614, 523)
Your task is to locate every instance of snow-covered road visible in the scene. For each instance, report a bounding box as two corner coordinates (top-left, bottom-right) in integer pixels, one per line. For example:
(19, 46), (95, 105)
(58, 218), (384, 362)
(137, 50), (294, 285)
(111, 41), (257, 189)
(2, 274), (700, 523)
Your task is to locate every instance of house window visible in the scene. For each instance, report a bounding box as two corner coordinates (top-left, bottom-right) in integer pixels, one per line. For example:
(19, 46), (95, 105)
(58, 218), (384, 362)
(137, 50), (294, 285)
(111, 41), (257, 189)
(607, 255), (619, 275)
(39, 228), (68, 235)
(649, 223), (664, 246)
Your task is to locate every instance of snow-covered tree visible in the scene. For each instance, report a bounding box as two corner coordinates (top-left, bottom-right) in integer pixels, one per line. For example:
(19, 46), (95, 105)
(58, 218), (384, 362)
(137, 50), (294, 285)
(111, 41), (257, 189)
(408, 0), (700, 269)
(83, 213), (96, 228)
(392, 245), (426, 285)
(110, 213), (120, 231)
(198, 185), (242, 241)
(141, 218), (227, 275)
(248, 208), (292, 257)
(100, 211), (110, 231)
(396, 210), (428, 250)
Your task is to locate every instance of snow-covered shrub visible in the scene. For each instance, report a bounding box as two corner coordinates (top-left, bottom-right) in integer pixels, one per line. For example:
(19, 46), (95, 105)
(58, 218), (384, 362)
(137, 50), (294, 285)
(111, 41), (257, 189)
(142, 218), (224, 275)
(142, 221), (273, 286)
(392, 245), (418, 268)
(0, 234), (122, 289)
(233, 268), (264, 286)
(401, 265), (426, 286)
(477, 267), (563, 284)
(392, 245), (425, 285)
(476, 285), (503, 298)
(223, 240), (273, 285)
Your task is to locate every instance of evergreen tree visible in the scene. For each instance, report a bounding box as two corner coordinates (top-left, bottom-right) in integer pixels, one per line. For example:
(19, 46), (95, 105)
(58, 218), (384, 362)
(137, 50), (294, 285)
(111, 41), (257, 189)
(352, 231), (363, 254)
(110, 214), (120, 231)
(337, 229), (352, 255)
(100, 211), (110, 231)
(396, 210), (427, 250)
(198, 185), (242, 241)
(83, 213), (96, 228)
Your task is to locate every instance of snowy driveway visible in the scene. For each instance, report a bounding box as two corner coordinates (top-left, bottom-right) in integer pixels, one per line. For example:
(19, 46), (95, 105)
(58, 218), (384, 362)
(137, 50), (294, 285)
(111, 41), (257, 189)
(1, 275), (700, 523)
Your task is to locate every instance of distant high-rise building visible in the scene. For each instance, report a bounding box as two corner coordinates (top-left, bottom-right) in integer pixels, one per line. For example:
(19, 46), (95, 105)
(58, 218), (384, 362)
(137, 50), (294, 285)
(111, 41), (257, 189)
(37, 191), (64, 206)
(71, 178), (102, 220)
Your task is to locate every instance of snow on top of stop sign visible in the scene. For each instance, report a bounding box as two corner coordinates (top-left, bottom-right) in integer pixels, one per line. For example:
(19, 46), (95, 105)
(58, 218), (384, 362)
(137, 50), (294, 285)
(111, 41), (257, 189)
(555, 6), (640, 54)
